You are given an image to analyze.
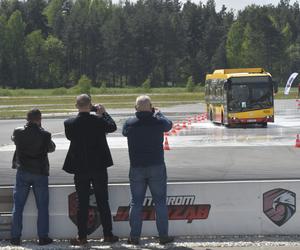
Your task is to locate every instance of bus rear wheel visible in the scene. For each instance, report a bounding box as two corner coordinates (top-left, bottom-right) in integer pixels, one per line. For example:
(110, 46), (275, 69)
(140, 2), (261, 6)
(261, 122), (267, 128)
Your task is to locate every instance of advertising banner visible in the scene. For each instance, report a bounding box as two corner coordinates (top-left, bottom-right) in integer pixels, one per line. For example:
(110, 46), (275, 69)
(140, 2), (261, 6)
(0, 181), (299, 239)
(284, 72), (298, 95)
(0, 187), (13, 239)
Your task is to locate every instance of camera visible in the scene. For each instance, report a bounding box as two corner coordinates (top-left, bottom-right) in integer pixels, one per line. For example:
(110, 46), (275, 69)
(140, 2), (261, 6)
(90, 105), (98, 112)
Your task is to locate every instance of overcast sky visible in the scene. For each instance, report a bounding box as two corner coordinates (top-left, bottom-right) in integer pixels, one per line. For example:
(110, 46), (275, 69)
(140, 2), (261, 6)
(213, 0), (298, 11)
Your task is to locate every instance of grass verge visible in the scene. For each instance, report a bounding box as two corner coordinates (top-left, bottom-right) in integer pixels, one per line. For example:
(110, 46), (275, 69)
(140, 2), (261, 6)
(0, 91), (204, 119)
(0, 87), (297, 119)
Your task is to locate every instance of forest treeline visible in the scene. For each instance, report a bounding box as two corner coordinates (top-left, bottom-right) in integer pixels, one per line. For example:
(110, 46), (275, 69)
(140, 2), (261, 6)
(0, 0), (299, 89)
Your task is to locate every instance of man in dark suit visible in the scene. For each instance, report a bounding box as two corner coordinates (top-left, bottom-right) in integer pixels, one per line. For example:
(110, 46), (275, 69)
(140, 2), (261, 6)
(63, 94), (118, 245)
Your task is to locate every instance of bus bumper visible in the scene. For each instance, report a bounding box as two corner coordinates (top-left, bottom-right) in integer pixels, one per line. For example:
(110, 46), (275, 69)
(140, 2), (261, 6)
(228, 116), (274, 124)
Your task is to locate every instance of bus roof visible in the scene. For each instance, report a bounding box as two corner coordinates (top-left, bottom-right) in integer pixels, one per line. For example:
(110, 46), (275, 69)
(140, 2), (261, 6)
(206, 68), (271, 80)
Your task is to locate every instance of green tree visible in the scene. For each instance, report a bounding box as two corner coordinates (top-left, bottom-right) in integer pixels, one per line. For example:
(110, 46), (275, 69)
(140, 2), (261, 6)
(186, 75), (195, 92)
(286, 41), (300, 74)
(282, 22), (293, 46)
(43, 0), (65, 38)
(77, 74), (92, 94)
(154, 0), (183, 86)
(142, 77), (151, 91)
(0, 15), (8, 86)
(102, 5), (130, 87)
(25, 30), (46, 87)
(63, 0), (110, 84)
(226, 21), (244, 67)
(0, 0), (24, 20)
(0, 0), (298, 88)
(211, 40), (227, 69)
(6, 10), (27, 87)
(44, 35), (65, 87)
(23, 0), (48, 35)
(181, 1), (204, 83)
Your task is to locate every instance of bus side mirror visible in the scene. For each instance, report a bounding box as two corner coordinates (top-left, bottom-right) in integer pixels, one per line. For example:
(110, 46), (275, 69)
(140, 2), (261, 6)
(272, 81), (278, 94)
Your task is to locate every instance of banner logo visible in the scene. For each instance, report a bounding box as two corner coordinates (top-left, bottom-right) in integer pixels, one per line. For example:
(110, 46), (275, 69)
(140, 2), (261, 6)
(263, 188), (296, 226)
(113, 195), (210, 223)
(68, 190), (101, 235)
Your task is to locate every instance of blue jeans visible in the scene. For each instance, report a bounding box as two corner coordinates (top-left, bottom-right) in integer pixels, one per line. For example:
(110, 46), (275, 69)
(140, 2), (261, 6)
(11, 169), (49, 239)
(129, 165), (168, 238)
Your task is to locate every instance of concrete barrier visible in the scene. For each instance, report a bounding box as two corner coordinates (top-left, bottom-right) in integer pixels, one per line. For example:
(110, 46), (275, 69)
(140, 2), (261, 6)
(0, 180), (299, 239)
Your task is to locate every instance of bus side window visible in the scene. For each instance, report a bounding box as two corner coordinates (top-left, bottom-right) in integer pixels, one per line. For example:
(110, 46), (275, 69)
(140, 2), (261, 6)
(205, 83), (210, 96)
(220, 88), (223, 101)
(217, 86), (221, 100)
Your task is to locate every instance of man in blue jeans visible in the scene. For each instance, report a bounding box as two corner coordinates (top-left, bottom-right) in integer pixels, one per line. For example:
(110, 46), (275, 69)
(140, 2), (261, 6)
(10, 108), (56, 246)
(122, 95), (174, 245)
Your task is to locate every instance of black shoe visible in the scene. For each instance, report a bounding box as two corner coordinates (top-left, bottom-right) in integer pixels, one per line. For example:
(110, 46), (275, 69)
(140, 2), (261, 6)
(10, 238), (21, 246)
(159, 236), (174, 245)
(70, 237), (88, 246)
(127, 237), (139, 245)
(103, 235), (119, 243)
(39, 237), (53, 245)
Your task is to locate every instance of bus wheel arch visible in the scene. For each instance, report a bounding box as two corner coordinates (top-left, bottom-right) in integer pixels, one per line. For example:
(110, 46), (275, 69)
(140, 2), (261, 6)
(221, 112), (224, 125)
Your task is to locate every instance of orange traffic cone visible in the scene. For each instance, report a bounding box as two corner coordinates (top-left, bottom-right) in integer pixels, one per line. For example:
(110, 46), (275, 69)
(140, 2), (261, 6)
(163, 136), (170, 150)
(296, 134), (300, 147)
(175, 124), (181, 131)
(194, 115), (198, 123)
(171, 127), (177, 135)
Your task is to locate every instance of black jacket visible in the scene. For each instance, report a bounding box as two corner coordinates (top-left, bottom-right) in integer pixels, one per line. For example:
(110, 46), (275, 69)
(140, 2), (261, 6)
(63, 112), (117, 174)
(12, 123), (56, 176)
(122, 111), (172, 167)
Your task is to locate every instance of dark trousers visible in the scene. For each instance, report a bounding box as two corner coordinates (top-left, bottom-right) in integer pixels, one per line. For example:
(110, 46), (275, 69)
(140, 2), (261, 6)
(74, 170), (113, 239)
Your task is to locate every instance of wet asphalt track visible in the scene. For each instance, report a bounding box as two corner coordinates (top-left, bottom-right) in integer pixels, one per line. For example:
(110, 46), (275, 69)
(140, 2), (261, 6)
(1, 100), (300, 185)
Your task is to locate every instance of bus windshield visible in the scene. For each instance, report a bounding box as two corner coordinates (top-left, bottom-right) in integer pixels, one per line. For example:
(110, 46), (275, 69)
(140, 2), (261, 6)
(228, 76), (273, 112)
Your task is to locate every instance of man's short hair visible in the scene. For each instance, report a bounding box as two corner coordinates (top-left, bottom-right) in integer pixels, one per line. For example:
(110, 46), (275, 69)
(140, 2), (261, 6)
(136, 95), (152, 111)
(76, 94), (91, 108)
(27, 108), (42, 122)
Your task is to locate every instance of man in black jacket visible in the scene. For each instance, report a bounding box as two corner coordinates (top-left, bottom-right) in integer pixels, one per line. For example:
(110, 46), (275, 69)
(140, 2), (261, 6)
(11, 108), (56, 246)
(122, 95), (174, 245)
(63, 94), (118, 245)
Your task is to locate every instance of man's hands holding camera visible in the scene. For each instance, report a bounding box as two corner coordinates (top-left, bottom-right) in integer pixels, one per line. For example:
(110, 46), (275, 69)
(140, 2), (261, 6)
(152, 107), (161, 116)
(91, 104), (106, 117)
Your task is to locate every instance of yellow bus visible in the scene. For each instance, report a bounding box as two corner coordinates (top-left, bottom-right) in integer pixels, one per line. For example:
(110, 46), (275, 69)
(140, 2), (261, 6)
(205, 68), (277, 127)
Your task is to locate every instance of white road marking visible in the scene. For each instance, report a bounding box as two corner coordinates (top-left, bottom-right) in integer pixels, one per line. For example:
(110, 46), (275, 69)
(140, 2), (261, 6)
(2, 114), (300, 152)
(0, 133), (295, 153)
